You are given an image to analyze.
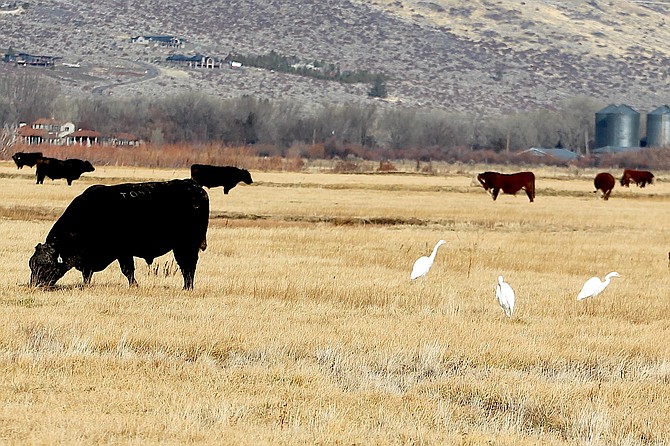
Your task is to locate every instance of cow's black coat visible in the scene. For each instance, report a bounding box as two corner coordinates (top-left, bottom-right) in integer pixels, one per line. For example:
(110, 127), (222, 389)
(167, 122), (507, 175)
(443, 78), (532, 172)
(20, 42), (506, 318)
(190, 164), (253, 194)
(12, 152), (43, 169)
(36, 157), (95, 185)
(29, 179), (209, 289)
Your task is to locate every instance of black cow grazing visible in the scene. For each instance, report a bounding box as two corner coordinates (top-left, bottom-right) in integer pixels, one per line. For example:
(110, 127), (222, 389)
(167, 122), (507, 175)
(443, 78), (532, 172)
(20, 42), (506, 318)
(12, 152), (43, 169)
(190, 164), (253, 194)
(620, 169), (654, 188)
(593, 172), (615, 200)
(29, 179), (209, 290)
(477, 171), (536, 202)
(36, 157), (95, 185)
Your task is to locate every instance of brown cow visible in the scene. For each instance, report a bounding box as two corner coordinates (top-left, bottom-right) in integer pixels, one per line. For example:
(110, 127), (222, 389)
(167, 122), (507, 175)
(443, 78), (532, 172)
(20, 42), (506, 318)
(620, 169), (654, 188)
(593, 172), (615, 200)
(477, 171), (535, 202)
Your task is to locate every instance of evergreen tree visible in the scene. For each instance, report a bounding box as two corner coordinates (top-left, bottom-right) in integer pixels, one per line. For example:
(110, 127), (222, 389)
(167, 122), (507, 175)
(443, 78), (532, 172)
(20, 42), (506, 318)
(368, 75), (387, 98)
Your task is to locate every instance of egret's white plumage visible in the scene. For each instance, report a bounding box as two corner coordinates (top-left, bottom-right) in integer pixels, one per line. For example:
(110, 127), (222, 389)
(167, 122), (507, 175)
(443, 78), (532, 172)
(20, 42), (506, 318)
(410, 240), (446, 281)
(495, 275), (515, 317)
(577, 272), (620, 301)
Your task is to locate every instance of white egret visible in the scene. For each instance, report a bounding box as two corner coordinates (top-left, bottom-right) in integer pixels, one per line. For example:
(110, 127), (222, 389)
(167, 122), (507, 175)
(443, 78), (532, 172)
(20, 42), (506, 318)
(410, 240), (446, 281)
(577, 272), (620, 301)
(495, 275), (515, 318)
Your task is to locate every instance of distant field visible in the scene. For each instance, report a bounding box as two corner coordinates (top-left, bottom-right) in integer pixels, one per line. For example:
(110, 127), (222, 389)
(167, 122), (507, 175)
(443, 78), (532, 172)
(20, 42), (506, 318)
(0, 162), (669, 444)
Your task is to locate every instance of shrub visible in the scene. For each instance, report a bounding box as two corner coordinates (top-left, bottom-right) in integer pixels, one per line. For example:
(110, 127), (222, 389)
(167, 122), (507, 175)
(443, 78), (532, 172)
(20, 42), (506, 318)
(377, 160), (396, 172)
(332, 160), (361, 173)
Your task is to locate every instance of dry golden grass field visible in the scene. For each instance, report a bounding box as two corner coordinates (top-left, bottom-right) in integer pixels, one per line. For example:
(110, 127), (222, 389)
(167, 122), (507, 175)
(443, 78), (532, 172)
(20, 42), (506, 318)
(0, 161), (669, 445)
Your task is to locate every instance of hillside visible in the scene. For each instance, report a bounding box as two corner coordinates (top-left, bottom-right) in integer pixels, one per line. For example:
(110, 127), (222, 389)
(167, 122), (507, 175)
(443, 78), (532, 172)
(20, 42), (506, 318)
(1, 0), (669, 116)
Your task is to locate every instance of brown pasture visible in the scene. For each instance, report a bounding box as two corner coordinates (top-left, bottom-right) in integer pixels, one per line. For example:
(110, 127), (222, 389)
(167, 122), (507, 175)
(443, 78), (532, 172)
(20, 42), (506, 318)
(0, 162), (669, 444)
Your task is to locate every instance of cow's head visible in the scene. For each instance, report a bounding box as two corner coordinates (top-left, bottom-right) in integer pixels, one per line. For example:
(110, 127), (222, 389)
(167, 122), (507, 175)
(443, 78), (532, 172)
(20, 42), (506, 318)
(29, 243), (69, 287)
(81, 161), (95, 173)
(477, 173), (491, 190)
(241, 169), (253, 185)
(12, 153), (24, 167)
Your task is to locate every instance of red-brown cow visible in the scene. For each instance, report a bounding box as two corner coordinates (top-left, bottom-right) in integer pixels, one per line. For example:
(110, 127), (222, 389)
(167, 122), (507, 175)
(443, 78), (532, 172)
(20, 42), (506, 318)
(620, 169), (654, 188)
(477, 171), (535, 202)
(593, 172), (615, 200)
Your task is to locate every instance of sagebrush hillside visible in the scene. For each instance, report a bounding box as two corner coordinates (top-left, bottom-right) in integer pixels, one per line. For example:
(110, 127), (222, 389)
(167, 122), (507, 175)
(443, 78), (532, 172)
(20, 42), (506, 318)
(1, 0), (669, 115)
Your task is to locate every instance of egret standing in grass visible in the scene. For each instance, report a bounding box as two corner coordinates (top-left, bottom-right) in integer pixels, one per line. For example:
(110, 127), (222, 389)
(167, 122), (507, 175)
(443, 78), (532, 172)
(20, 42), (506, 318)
(411, 240), (446, 282)
(577, 272), (620, 301)
(495, 275), (515, 318)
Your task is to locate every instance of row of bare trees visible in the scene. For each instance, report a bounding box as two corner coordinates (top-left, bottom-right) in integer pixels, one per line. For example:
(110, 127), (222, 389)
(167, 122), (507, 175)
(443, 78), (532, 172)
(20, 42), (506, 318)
(0, 70), (608, 160)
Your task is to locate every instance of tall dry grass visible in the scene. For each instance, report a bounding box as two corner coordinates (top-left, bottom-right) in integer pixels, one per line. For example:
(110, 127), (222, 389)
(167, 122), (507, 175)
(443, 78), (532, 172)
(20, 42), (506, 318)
(0, 161), (669, 444)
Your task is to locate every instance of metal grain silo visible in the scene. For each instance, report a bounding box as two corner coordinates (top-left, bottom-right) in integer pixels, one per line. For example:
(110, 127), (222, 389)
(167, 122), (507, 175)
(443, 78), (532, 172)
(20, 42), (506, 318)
(646, 105), (670, 147)
(595, 104), (618, 149)
(594, 104), (640, 149)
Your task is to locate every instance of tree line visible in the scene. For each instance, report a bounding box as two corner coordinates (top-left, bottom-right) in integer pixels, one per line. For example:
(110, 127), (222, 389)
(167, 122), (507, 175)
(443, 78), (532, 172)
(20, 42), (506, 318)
(231, 50), (388, 86)
(1, 70), (610, 161)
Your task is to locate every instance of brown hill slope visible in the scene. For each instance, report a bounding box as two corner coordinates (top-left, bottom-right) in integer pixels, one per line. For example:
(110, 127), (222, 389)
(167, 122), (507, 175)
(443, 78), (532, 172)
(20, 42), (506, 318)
(0, 0), (668, 115)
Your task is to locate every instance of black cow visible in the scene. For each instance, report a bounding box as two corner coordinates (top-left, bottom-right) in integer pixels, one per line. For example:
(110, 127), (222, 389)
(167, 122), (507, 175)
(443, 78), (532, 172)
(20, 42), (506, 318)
(620, 169), (654, 188)
(593, 172), (615, 200)
(12, 151), (43, 169)
(29, 179), (209, 290)
(36, 157), (95, 185)
(477, 171), (536, 202)
(190, 164), (253, 194)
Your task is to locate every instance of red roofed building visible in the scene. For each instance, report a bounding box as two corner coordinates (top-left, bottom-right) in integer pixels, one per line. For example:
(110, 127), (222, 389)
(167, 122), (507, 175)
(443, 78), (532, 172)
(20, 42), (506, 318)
(15, 119), (142, 147)
(16, 119), (74, 145)
(16, 125), (48, 145)
(110, 133), (141, 146)
(65, 129), (103, 146)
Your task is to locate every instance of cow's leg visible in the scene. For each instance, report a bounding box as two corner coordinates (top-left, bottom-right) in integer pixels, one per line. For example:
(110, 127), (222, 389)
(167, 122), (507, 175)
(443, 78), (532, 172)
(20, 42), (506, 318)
(36, 173), (45, 184)
(524, 187), (534, 202)
(491, 188), (500, 201)
(118, 257), (138, 287)
(173, 248), (198, 290)
(67, 178), (73, 186)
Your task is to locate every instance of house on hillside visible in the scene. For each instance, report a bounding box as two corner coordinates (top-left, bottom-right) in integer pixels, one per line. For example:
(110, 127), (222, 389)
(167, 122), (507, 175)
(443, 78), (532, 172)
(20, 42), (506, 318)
(3, 52), (61, 67)
(130, 35), (185, 48)
(0, 2), (22, 13)
(166, 53), (223, 68)
(223, 52), (243, 68)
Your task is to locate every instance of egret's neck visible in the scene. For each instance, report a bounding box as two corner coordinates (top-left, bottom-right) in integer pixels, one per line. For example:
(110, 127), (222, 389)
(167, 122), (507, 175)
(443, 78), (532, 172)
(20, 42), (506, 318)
(430, 244), (442, 260)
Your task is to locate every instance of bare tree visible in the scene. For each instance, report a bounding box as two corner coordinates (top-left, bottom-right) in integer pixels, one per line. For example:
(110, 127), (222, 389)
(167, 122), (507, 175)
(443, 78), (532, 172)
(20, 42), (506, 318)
(0, 123), (17, 156)
(379, 108), (417, 150)
(0, 72), (59, 123)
